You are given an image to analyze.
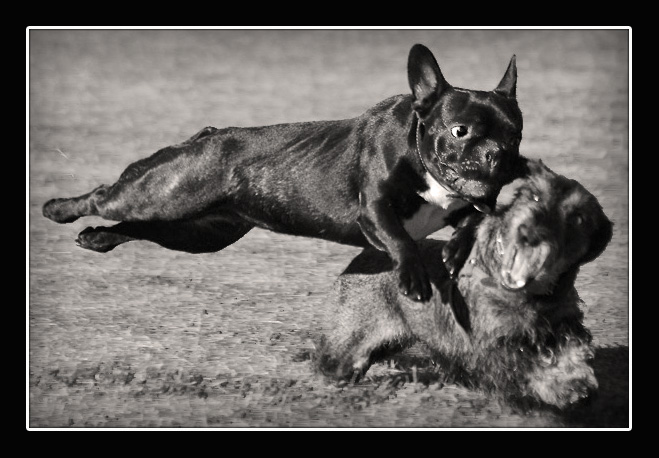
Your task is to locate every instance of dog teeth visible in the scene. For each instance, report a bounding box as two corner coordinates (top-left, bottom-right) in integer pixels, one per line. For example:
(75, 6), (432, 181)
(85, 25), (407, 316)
(473, 202), (491, 214)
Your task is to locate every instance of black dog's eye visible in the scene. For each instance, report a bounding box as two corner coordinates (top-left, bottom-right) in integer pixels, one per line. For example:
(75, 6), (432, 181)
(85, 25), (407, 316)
(451, 125), (469, 138)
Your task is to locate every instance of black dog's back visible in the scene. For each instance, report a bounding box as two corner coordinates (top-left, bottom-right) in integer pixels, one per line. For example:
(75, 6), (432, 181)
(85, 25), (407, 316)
(42, 95), (420, 252)
(217, 119), (364, 241)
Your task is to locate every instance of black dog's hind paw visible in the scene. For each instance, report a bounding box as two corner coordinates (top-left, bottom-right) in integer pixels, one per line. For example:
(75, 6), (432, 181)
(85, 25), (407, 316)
(75, 227), (126, 253)
(42, 198), (80, 224)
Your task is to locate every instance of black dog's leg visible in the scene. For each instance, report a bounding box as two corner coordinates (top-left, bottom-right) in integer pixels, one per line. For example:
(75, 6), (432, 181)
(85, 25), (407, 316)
(358, 195), (431, 302)
(76, 214), (253, 253)
(43, 134), (231, 226)
(43, 185), (111, 224)
(75, 225), (135, 252)
(442, 212), (486, 278)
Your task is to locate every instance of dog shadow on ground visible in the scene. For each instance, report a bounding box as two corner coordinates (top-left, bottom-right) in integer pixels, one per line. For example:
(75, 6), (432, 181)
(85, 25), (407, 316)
(348, 344), (629, 428)
(561, 345), (629, 428)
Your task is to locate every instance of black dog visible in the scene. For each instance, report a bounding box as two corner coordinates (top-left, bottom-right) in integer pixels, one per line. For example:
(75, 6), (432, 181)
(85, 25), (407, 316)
(43, 44), (523, 301)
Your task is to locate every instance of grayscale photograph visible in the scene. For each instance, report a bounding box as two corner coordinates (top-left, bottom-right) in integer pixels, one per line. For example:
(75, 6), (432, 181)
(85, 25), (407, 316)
(27, 27), (630, 429)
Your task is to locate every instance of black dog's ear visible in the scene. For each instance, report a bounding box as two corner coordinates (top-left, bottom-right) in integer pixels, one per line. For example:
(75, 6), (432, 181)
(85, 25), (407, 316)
(580, 213), (613, 265)
(494, 55), (517, 98)
(408, 44), (450, 116)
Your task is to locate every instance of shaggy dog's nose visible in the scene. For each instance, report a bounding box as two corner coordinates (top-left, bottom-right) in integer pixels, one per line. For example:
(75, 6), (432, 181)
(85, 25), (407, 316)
(518, 223), (542, 247)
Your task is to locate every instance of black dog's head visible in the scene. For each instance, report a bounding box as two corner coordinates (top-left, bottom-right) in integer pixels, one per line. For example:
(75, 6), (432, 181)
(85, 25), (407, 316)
(484, 159), (613, 294)
(407, 44), (523, 208)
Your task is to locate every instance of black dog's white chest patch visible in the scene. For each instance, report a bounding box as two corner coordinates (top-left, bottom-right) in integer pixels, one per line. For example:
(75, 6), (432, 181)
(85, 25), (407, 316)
(403, 172), (469, 240)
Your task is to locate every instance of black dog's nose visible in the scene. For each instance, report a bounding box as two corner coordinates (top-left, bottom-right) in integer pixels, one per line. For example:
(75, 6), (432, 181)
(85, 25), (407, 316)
(481, 143), (510, 170)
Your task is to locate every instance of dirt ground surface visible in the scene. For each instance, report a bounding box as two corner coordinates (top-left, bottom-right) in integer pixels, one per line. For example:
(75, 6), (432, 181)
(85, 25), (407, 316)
(28, 29), (630, 429)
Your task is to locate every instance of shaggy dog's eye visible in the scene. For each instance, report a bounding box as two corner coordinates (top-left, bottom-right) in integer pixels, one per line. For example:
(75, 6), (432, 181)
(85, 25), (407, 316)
(451, 125), (469, 138)
(518, 187), (538, 202)
(569, 213), (584, 226)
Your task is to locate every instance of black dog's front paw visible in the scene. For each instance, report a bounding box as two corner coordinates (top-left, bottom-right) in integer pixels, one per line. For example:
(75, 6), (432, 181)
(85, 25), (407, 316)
(443, 212), (484, 278)
(442, 237), (471, 279)
(396, 257), (432, 302)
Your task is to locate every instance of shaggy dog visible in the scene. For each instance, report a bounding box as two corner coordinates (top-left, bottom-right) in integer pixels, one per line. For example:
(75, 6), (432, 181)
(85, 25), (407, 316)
(315, 159), (612, 408)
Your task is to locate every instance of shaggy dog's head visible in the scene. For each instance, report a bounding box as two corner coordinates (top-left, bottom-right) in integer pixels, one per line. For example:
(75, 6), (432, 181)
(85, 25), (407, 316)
(444, 159), (614, 406)
(480, 159), (613, 295)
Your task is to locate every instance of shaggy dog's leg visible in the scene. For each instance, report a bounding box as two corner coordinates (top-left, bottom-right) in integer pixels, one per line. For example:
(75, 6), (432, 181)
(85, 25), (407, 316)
(315, 282), (414, 382)
(526, 340), (597, 408)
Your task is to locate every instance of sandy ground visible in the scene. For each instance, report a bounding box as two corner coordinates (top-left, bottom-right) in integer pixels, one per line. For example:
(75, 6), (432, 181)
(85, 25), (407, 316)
(28, 29), (629, 429)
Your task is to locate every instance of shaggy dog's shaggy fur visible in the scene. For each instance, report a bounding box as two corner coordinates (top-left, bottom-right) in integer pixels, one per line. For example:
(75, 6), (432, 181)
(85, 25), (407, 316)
(315, 159), (612, 408)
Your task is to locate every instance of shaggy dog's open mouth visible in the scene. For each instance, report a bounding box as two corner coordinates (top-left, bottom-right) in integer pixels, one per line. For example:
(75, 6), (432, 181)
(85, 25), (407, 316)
(497, 233), (555, 294)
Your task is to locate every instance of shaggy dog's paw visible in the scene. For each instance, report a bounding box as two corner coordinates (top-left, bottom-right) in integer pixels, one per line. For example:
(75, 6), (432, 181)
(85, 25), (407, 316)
(313, 336), (370, 383)
(527, 343), (598, 409)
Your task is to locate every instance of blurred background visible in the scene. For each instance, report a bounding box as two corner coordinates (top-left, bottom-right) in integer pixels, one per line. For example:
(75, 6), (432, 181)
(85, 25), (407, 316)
(28, 28), (629, 428)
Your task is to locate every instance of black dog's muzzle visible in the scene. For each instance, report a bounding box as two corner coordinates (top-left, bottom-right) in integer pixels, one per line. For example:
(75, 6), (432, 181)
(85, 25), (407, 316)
(414, 117), (493, 214)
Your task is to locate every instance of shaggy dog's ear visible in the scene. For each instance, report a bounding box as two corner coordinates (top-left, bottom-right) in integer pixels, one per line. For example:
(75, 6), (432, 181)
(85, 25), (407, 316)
(580, 211), (613, 265)
(494, 156), (534, 212)
(495, 178), (524, 211)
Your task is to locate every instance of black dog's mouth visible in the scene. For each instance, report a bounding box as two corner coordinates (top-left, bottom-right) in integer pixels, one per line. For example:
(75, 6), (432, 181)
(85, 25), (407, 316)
(431, 162), (494, 214)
